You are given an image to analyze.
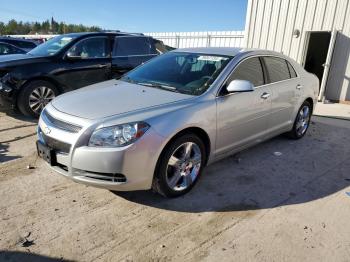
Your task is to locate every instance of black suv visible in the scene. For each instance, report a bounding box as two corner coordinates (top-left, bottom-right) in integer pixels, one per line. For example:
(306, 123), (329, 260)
(0, 32), (171, 117)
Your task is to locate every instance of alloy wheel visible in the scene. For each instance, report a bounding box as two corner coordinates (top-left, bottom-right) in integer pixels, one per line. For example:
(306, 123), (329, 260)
(166, 142), (202, 191)
(296, 105), (310, 136)
(29, 86), (56, 114)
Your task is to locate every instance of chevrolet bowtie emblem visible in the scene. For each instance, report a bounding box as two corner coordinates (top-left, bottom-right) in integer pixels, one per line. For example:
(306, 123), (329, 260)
(44, 126), (51, 135)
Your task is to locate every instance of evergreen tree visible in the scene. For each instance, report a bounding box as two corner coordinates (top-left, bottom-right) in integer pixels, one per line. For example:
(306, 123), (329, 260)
(0, 19), (102, 35)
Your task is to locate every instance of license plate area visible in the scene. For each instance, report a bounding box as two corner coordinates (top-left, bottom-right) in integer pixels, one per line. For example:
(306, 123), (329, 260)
(36, 141), (57, 166)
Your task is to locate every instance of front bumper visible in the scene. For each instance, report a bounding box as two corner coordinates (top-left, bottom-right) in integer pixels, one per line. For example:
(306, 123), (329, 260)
(37, 105), (166, 191)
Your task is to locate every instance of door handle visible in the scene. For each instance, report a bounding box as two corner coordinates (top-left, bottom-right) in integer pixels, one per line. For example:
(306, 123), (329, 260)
(261, 92), (270, 99)
(296, 84), (302, 90)
(98, 64), (108, 68)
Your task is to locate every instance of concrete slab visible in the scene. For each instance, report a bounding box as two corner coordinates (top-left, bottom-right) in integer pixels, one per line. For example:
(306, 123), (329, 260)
(314, 102), (350, 120)
(1, 110), (350, 261)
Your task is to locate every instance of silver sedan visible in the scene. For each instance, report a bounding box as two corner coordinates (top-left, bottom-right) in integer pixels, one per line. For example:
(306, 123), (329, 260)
(37, 48), (319, 197)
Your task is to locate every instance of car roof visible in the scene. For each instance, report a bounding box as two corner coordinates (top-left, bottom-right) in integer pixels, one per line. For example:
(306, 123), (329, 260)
(61, 31), (145, 38)
(174, 47), (243, 56)
(173, 47), (288, 58)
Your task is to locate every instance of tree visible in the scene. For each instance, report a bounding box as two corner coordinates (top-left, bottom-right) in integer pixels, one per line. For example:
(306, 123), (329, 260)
(0, 22), (5, 35)
(0, 18), (102, 35)
(6, 19), (19, 34)
(33, 22), (41, 33)
(58, 22), (65, 34)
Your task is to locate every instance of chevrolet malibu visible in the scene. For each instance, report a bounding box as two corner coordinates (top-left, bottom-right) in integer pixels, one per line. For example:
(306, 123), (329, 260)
(37, 47), (319, 197)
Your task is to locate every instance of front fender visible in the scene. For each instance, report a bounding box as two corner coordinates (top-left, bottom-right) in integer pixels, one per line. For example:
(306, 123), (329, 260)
(148, 99), (217, 162)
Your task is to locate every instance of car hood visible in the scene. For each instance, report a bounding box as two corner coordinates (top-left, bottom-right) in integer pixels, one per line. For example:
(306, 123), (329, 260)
(52, 80), (194, 120)
(0, 54), (49, 67)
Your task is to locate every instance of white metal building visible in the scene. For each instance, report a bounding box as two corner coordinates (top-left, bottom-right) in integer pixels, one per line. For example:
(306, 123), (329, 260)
(244, 0), (350, 103)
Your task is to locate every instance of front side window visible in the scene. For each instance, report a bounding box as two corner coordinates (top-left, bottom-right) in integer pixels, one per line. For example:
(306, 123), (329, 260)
(121, 52), (232, 96)
(0, 43), (11, 55)
(229, 57), (265, 87)
(0, 43), (23, 55)
(264, 56), (291, 83)
(113, 36), (152, 56)
(67, 37), (109, 58)
(29, 35), (76, 56)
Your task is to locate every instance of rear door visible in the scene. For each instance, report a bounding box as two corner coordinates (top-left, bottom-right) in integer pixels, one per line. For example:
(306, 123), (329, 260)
(56, 36), (112, 90)
(216, 57), (272, 155)
(262, 56), (299, 132)
(112, 36), (158, 78)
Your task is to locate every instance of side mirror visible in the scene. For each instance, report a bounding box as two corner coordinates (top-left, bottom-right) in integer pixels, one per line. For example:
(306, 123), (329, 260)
(65, 51), (81, 60)
(226, 79), (254, 93)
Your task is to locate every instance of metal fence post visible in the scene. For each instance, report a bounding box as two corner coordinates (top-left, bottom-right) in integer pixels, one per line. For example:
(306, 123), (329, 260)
(176, 35), (180, 48)
(206, 34), (211, 47)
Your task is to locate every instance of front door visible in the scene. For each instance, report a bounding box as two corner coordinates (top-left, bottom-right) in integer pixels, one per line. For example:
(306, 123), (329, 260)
(215, 57), (272, 156)
(56, 36), (112, 91)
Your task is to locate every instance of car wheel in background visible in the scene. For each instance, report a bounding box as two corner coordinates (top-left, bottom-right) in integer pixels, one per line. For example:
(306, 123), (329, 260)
(287, 100), (312, 139)
(153, 133), (206, 198)
(18, 80), (59, 118)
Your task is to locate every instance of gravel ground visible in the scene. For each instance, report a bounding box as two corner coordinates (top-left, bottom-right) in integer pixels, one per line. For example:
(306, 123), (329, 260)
(1, 108), (350, 262)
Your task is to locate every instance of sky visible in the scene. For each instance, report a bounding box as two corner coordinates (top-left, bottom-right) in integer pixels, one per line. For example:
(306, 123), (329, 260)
(0, 0), (248, 32)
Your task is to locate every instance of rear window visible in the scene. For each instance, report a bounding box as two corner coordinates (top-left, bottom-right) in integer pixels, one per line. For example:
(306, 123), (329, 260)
(264, 56), (290, 83)
(113, 36), (151, 56)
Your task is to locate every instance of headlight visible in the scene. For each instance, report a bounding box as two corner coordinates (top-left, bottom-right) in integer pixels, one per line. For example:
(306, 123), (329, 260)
(88, 122), (150, 147)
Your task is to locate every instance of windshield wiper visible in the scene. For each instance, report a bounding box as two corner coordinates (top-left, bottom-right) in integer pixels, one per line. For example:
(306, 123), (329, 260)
(137, 82), (179, 92)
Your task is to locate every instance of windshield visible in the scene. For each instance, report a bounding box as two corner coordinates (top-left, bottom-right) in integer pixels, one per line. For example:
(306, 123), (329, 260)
(28, 35), (76, 56)
(121, 52), (232, 95)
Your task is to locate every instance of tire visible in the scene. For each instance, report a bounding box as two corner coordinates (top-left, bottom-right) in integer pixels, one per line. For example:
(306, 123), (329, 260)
(152, 133), (207, 198)
(287, 100), (312, 139)
(17, 80), (59, 118)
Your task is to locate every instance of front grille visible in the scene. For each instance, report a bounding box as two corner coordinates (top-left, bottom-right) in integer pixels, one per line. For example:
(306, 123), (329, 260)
(42, 109), (82, 133)
(41, 132), (71, 154)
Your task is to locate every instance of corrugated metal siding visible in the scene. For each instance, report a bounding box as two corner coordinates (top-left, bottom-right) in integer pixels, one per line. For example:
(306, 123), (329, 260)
(146, 31), (245, 48)
(245, 0), (350, 102)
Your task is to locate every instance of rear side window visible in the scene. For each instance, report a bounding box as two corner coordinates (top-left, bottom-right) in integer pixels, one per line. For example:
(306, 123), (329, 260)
(264, 57), (290, 83)
(287, 61), (297, 78)
(229, 57), (265, 87)
(113, 36), (151, 56)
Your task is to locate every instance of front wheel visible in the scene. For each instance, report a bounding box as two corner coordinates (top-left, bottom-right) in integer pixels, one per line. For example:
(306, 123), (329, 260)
(18, 80), (59, 118)
(152, 134), (206, 198)
(287, 101), (312, 139)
